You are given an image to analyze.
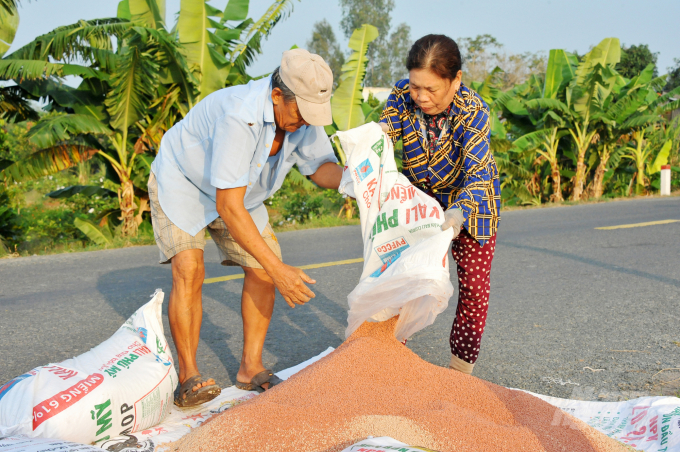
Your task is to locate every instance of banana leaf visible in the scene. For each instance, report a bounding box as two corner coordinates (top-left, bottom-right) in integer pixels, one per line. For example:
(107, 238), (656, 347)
(27, 114), (111, 149)
(223, 0), (249, 21)
(0, 158), (12, 172)
(543, 49), (574, 99)
(1, 144), (96, 183)
(648, 140), (671, 174)
(0, 58), (106, 81)
(285, 166), (316, 191)
(331, 24), (379, 131)
(0, 1), (18, 57)
(47, 185), (117, 199)
(74, 217), (112, 245)
(361, 101), (382, 123)
(127, 0), (165, 29)
(178, 0), (232, 99)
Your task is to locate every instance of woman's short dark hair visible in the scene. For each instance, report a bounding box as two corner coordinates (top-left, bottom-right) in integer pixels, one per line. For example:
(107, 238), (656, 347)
(406, 34), (462, 80)
(271, 66), (297, 103)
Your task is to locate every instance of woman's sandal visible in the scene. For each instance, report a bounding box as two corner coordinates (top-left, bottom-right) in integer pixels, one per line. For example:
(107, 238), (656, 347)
(235, 369), (283, 393)
(174, 375), (221, 407)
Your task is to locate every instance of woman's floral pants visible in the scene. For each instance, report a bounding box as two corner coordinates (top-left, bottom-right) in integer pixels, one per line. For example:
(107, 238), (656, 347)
(449, 228), (496, 364)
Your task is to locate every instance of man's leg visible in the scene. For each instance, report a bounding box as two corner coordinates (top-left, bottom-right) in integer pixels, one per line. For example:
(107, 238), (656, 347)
(236, 266), (276, 389)
(169, 248), (215, 391)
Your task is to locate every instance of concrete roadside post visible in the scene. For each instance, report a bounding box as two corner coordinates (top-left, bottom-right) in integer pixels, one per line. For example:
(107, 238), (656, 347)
(660, 164), (671, 196)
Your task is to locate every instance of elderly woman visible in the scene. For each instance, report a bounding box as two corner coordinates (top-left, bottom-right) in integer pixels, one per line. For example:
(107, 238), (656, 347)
(379, 34), (501, 375)
(150, 49), (342, 406)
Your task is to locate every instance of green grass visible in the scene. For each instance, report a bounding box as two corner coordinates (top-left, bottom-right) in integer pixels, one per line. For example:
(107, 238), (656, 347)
(1, 228), (158, 258)
(271, 214), (360, 233)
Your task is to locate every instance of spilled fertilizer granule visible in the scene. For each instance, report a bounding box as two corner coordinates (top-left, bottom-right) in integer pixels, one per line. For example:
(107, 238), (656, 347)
(167, 318), (631, 452)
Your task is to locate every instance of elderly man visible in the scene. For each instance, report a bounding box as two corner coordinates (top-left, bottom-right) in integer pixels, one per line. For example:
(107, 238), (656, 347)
(149, 49), (342, 407)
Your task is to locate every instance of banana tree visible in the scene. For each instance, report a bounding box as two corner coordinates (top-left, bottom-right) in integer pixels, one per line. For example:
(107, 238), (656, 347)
(323, 23), (379, 219)
(512, 126), (570, 201)
(0, 0), (298, 238)
(515, 38), (669, 201)
(496, 49), (577, 202)
(0, 15), (192, 237)
(0, 0), (53, 121)
(330, 24), (379, 138)
(133, 0), (300, 156)
(177, 0), (298, 104)
(622, 128), (671, 194)
(472, 66), (513, 148)
(494, 145), (542, 206)
(564, 38), (623, 201)
(497, 39), (678, 203)
(586, 63), (672, 198)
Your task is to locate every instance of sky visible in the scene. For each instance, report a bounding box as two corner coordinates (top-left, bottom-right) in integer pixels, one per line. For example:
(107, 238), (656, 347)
(9, 0), (680, 83)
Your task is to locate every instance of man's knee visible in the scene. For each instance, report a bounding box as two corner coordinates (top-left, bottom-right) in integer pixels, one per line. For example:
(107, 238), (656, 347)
(172, 250), (205, 284)
(243, 266), (273, 285)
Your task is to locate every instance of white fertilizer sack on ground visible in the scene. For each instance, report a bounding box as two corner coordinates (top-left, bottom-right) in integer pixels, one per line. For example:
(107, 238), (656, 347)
(0, 290), (177, 445)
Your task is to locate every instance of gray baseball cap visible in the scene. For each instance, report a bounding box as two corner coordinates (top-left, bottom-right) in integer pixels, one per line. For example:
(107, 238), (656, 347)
(280, 48), (333, 126)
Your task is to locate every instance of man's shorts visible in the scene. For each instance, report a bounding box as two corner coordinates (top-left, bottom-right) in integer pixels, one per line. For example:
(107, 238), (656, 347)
(148, 172), (282, 268)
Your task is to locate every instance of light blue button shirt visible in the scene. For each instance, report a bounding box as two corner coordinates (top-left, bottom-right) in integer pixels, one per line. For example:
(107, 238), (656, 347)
(151, 76), (338, 236)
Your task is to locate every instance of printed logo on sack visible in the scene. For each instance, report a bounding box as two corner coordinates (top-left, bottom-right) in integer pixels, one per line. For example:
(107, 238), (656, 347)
(137, 327), (148, 343)
(349, 444), (440, 452)
(371, 136), (384, 157)
(370, 209), (399, 239)
(354, 158), (374, 183)
(91, 398), (113, 441)
(370, 236), (409, 277)
(33, 373), (105, 430)
(100, 435), (154, 452)
(0, 369), (37, 402)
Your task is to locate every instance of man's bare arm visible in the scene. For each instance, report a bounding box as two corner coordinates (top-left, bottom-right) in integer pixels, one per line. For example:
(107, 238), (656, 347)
(309, 161), (343, 189)
(216, 186), (316, 307)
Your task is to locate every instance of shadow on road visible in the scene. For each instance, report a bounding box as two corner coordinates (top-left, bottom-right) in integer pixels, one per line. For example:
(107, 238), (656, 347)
(95, 265), (348, 386)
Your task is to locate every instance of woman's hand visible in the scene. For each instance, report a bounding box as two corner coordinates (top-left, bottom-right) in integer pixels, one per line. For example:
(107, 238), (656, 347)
(379, 122), (390, 133)
(442, 207), (465, 239)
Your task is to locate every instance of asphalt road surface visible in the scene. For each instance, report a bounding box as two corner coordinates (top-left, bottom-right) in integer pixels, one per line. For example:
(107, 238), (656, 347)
(1, 196), (679, 401)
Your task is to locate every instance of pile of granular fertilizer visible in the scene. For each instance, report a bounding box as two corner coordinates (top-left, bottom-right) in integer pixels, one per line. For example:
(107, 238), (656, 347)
(168, 318), (631, 452)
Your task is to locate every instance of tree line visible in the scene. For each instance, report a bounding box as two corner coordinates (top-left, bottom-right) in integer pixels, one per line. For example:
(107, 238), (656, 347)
(0, 0), (678, 254)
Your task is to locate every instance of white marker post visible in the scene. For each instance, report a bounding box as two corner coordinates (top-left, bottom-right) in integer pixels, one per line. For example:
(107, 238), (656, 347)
(660, 164), (671, 196)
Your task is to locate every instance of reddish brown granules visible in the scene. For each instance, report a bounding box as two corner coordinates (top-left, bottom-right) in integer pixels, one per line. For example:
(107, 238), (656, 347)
(168, 318), (630, 452)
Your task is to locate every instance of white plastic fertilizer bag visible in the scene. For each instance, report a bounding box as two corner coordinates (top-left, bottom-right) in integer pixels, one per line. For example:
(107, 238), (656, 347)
(337, 122), (454, 341)
(341, 436), (437, 452)
(0, 289), (177, 445)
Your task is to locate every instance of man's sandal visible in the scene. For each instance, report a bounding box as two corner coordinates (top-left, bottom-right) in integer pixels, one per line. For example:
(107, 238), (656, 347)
(235, 369), (282, 393)
(174, 375), (221, 407)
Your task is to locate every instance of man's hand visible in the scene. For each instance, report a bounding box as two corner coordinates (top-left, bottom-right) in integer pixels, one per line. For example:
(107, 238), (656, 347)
(338, 165), (356, 199)
(442, 207), (465, 239)
(269, 263), (316, 308)
(217, 187), (316, 308)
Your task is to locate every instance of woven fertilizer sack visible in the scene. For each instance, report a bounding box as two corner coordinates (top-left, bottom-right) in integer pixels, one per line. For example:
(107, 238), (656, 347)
(0, 289), (177, 445)
(337, 122), (454, 342)
(341, 436), (439, 452)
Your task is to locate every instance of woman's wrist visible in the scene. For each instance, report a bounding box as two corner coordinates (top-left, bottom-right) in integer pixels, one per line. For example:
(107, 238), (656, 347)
(442, 207), (465, 235)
